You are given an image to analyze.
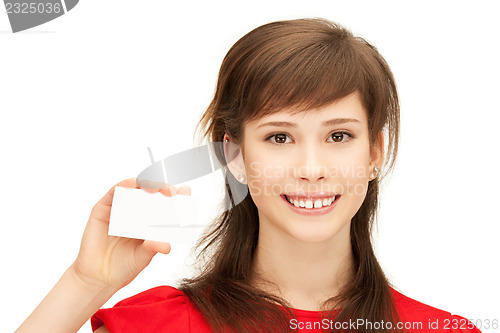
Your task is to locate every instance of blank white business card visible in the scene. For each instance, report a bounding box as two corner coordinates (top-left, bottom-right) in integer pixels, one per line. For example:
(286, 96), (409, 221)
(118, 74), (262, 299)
(108, 186), (206, 244)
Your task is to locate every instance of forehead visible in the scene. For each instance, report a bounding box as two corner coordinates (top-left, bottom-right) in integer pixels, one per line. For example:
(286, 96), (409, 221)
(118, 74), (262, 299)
(246, 92), (367, 129)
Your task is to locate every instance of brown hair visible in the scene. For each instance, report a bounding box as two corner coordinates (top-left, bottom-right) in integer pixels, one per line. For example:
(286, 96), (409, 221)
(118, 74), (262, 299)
(179, 17), (404, 332)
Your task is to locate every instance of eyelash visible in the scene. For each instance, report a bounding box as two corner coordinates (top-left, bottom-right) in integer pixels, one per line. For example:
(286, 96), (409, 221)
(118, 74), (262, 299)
(264, 131), (355, 145)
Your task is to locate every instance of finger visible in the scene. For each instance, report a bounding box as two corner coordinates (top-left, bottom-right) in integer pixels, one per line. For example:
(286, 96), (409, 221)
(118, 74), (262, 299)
(142, 187), (161, 194)
(176, 185), (191, 196)
(137, 179), (169, 191)
(116, 177), (141, 189)
(159, 185), (177, 196)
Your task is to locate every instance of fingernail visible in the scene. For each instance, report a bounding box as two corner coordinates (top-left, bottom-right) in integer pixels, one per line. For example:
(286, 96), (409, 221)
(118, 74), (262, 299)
(170, 186), (177, 195)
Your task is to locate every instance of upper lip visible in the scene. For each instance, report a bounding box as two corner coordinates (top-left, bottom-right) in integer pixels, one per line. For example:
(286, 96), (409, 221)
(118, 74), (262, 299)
(282, 192), (338, 200)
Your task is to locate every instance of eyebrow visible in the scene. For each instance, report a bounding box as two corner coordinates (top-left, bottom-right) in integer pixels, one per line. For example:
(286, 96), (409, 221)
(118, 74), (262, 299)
(256, 118), (362, 129)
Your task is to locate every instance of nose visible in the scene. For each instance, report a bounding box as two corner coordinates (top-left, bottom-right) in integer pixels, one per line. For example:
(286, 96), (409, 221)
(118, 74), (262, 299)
(294, 144), (328, 182)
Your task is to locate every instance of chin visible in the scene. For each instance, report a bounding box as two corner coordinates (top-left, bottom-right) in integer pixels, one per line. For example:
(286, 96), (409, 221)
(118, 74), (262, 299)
(286, 222), (348, 244)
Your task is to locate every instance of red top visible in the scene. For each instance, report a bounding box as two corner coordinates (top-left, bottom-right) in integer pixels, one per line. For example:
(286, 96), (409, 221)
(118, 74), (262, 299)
(91, 286), (482, 332)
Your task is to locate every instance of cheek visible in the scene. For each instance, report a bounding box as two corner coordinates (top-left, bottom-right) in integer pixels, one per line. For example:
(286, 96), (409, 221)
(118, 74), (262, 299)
(334, 150), (371, 198)
(245, 158), (286, 199)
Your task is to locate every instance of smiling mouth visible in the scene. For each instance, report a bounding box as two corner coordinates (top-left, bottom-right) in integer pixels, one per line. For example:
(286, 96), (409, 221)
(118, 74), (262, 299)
(281, 194), (341, 209)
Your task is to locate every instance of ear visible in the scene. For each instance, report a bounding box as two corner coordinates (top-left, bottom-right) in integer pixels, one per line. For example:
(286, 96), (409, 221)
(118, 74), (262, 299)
(370, 131), (384, 171)
(223, 134), (247, 184)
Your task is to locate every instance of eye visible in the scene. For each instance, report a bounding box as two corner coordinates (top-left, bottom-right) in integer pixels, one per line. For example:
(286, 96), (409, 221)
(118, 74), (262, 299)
(265, 133), (292, 145)
(265, 131), (354, 145)
(328, 131), (354, 144)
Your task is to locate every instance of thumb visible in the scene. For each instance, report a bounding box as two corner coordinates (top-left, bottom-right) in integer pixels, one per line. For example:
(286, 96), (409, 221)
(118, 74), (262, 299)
(142, 240), (172, 255)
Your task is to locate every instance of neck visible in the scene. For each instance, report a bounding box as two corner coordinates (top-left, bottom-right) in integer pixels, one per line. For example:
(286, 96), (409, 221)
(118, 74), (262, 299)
(250, 220), (354, 311)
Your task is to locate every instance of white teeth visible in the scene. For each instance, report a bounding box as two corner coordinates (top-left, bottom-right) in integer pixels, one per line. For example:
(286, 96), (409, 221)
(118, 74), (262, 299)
(287, 195), (336, 209)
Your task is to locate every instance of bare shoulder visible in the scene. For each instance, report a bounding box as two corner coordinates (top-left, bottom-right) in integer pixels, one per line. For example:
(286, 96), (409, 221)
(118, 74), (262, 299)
(94, 325), (110, 333)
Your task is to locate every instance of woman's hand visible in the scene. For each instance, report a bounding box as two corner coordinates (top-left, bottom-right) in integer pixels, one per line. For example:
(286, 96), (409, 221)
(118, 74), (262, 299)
(70, 177), (190, 292)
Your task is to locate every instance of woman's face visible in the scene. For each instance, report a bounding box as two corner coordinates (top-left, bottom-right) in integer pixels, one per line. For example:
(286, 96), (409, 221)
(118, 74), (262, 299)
(228, 91), (382, 244)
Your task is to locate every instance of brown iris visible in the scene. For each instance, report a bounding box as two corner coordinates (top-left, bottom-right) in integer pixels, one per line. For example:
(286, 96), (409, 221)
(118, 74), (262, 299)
(332, 132), (345, 142)
(274, 134), (287, 143)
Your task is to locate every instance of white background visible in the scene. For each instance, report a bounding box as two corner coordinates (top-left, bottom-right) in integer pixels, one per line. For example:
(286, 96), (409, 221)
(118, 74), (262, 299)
(1, 1), (499, 332)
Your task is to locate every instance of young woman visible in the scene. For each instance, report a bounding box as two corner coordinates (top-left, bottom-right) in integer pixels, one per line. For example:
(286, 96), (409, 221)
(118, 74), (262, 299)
(16, 18), (481, 333)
